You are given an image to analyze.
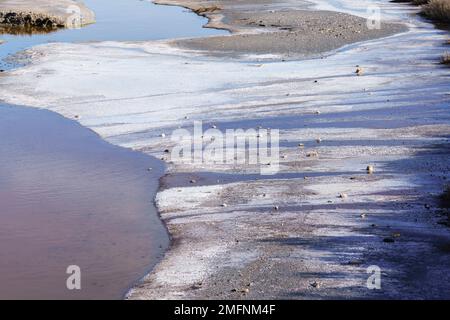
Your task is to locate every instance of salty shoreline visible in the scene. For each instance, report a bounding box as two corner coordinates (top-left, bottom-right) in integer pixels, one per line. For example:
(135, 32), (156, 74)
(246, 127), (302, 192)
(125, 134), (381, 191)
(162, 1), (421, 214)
(161, 0), (407, 59)
(0, 0), (95, 29)
(1, 0), (449, 300)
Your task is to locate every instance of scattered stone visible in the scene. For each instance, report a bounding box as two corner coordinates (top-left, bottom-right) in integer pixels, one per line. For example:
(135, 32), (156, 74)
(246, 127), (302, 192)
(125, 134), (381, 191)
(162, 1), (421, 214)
(306, 151), (318, 157)
(164, 149), (170, 153)
(315, 110), (321, 114)
(191, 282), (203, 289)
(231, 288), (237, 292)
(383, 237), (395, 243)
(392, 233), (401, 238)
(348, 259), (364, 266)
(310, 281), (320, 288)
(147, 168), (152, 171)
(221, 203), (228, 207)
(366, 165), (374, 174)
(241, 288), (250, 294)
(298, 143), (305, 148)
(316, 138), (322, 143)
(193, 6), (221, 15)
(360, 213), (367, 219)
(190, 179), (196, 184)
(211, 124), (217, 129)
(274, 206), (279, 211)
(160, 133), (166, 138)
(424, 204), (431, 210)
(339, 193), (348, 199)
(355, 67), (364, 76)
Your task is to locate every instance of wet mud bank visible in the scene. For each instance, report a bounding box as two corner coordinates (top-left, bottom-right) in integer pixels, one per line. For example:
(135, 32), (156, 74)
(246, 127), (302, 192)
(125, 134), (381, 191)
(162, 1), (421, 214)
(0, 0), (95, 29)
(160, 0), (407, 59)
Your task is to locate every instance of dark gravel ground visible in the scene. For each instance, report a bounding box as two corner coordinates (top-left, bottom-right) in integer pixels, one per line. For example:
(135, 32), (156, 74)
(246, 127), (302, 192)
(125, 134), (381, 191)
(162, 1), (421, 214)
(175, 9), (407, 58)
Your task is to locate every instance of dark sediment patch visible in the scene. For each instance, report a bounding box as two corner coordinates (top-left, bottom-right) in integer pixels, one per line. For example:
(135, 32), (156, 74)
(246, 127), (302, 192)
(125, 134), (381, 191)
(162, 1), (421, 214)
(164, 1), (408, 59)
(0, 12), (62, 35)
(441, 186), (450, 208)
(0, 11), (61, 28)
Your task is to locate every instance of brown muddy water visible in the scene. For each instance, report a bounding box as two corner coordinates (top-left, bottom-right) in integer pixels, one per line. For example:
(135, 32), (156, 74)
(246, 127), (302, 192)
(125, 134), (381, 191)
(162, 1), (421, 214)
(0, 104), (168, 299)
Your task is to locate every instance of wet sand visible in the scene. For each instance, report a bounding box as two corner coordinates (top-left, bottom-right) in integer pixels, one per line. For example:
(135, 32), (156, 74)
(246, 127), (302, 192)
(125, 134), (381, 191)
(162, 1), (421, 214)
(1, 0), (449, 300)
(166, 0), (407, 59)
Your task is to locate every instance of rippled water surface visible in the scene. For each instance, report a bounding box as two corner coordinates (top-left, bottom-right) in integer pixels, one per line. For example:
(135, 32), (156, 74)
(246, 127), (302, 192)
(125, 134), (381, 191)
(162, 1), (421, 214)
(0, 105), (168, 299)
